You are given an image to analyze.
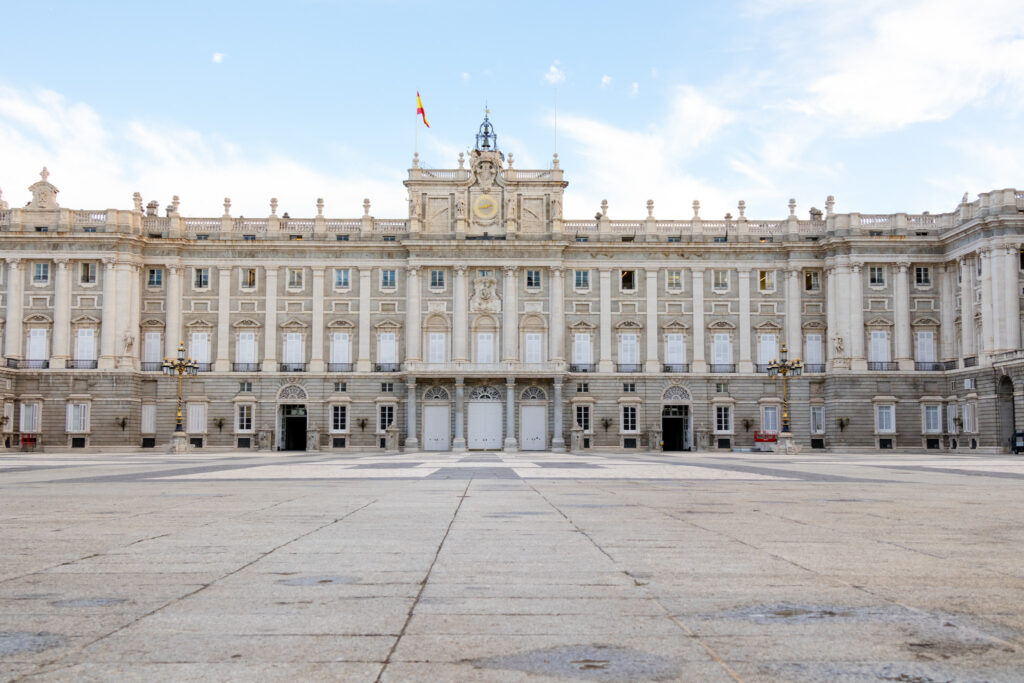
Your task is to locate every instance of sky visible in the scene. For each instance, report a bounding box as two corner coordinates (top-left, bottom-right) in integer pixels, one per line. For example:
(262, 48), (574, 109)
(0, 0), (1022, 222)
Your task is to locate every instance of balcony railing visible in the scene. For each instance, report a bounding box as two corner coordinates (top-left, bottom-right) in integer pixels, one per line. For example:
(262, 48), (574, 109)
(233, 363), (260, 372)
(328, 363), (353, 372)
(963, 356), (978, 367)
(915, 361), (944, 371)
(942, 359), (959, 370)
(868, 361), (899, 371)
(141, 361), (162, 371)
(804, 363), (826, 373)
(68, 359), (98, 369)
(709, 363), (736, 373)
(279, 362), (308, 372)
(374, 363), (400, 372)
(754, 363), (770, 373)
(616, 363), (642, 373)
(569, 364), (596, 373)
(662, 363), (690, 373)
(195, 363), (212, 373)
(7, 359), (50, 369)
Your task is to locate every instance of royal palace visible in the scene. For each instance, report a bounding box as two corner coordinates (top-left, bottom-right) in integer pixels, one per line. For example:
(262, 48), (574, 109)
(1, 117), (1023, 454)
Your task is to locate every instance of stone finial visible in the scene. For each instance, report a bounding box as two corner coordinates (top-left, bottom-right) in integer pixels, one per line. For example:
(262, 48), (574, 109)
(146, 200), (159, 217)
(458, 152), (465, 169)
(28, 166), (59, 209)
(363, 198), (371, 216)
(316, 198), (324, 217)
(270, 198), (278, 216)
(725, 212), (732, 221)
(507, 153), (515, 168)
(600, 199), (608, 217)
(961, 191), (969, 204)
(0, 187), (6, 211)
(412, 152), (420, 169)
(40, 167), (49, 182)
(223, 197), (231, 217)
(171, 195), (180, 214)
(738, 200), (746, 218)
(825, 195), (835, 216)
(552, 152), (560, 169)
(788, 198), (796, 216)
(692, 200), (700, 219)
(133, 192), (143, 213)
(646, 199), (654, 218)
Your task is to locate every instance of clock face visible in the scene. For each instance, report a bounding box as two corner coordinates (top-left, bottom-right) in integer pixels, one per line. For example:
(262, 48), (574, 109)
(473, 194), (498, 220)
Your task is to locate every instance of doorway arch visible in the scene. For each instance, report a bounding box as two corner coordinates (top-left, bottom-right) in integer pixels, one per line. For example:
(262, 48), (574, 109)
(997, 375), (1015, 452)
(276, 384), (308, 451)
(661, 385), (693, 451)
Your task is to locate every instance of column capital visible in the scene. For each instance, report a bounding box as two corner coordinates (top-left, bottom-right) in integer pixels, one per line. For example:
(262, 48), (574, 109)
(549, 265), (565, 276)
(102, 257), (117, 269)
(502, 264), (518, 274)
(5, 257), (21, 269)
(851, 261), (863, 273)
(690, 266), (706, 275)
(506, 377), (516, 386)
(311, 265), (326, 274)
(54, 257), (70, 269)
(406, 265), (420, 276)
(598, 266), (613, 273)
(896, 260), (910, 272)
(453, 264), (468, 274)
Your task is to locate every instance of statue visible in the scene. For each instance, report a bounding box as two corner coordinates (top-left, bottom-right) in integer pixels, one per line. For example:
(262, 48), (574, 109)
(833, 335), (844, 356)
(410, 196), (423, 220)
(506, 197), (517, 221)
(121, 333), (135, 355)
(476, 161), (496, 191)
(469, 273), (501, 313)
(550, 198), (561, 220)
(455, 198), (465, 218)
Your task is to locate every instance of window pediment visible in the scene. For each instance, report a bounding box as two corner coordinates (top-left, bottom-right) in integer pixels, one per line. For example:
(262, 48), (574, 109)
(569, 320), (596, 330)
(233, 318), (262, 328)
(141, 318), (165, 328)
(326, 318), (354, 329)
(866, 317), (894, 327)
(912, 316), (940, 327)
(185, 318), (214, 329)
(802, 320), (827, 330)
(281, 317), (310, 329)
(662, 319), (689, 330)
(615, 319), (642, 329)
(754, 320), (783, 330)
(71, 314), (101, 325)
(23, 314), (52, 324)
(709, 319), (735, 329)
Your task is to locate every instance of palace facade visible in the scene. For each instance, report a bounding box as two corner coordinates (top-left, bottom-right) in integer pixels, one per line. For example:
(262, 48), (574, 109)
(1, 117), (1023, 454)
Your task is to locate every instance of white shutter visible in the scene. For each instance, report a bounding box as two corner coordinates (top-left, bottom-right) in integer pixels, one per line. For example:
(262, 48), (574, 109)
(619, 333), (638, 364)
(66, 404), (88, 433)
(144, 332), (162, 363)
(285, 333), (303, 363)
(20, 403), (38, 432)
(763, 406), (779, 433)
(28, 329), (47, 360)
(238, 332), (256, 363)
(714, 334), (731, 363)
(758, 334), (778, 364)
(428, 333), (445, 363)
(916, 331), (935, 362)
(76, 329), (95, 360)
(805, 334), (823, 364)
(525, 333), (543, 363)
(870, 331), (889, 362)
(379, 332), (397, 364)
(332, 332), (350, 364)
(666, 334), (685, 365)
(573, 333), (591, 364)
(190, 332), (210, 364)
(476, 332), (493, 363)
(141, 404), (156, 434)
(187, 403), (206, 433)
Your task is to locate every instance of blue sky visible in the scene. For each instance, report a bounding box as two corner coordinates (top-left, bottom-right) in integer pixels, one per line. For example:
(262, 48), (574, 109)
(0, 0), (1022, 220)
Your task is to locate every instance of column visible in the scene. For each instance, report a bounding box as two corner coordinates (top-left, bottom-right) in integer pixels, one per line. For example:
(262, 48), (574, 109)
(99, 258), (118, 369)
(940, 263), (956, 362)
(504, 378), (518, 451)
(785, 268), (802, 361)
(960, 257), (977, 358)
(4, 259), (23, 360)
(453, 265), (468, 362)
(549, 267), (565, 362)
(894, 261), (912, 369)
(405, 267), (421, 362)
(644, 269), (659, 372)
(356, 267), (371, 371)
(165, 265), (182, 359)
(691, 268), (706, 372)
(51, 258), (71, 369)
(502, 265), (518, 362)
(980, 249), (995, 358)
(1003, 246), (1021, 350)
(405, 379), (419, 451)
(115, 262), (133, 367)
(737, 269), (752, 372)
(310, 267), (325, 371)
(598, 268), (613, 372)
(128, 265), (141, 368)
(453, 378), (466, 451)
(264, 266), (279, 371)
(214, 266), (232, 371)
(551, 378), (565, 452)
(834, 262), (851, 363)
(849, 263), (866, 369)
(826, 266), (836, 368)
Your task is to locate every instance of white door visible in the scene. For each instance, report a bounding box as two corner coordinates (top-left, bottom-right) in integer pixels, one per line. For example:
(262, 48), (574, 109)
(520, 405), (546, 451)
(468, 402), (502, 449)
(422, 405), (450, 451)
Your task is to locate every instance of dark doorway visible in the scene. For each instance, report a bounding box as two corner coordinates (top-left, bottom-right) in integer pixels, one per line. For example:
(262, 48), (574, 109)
(662, 405), (690, 451)
(997, 376), (1014, 452)
(282, 404), (307, 451)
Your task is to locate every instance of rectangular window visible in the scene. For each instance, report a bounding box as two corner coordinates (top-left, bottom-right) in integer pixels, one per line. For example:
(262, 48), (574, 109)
(924, 405), (941, 433)
(187, 403), (207, 434)
(331, 332), (351, 365)
(713, 270), (728, 291)
(715, 382), (729, 393)
(237, 404), (253, 433)
(428, 332), (446, 363)
(574, 270), (590, 289)
(334, 382), (347, 392)
(378, 405), (394, 432)
(963, 403), (976, 432)
(332, 405), (348, 432)
(964, 378), (976, 390)
(762, 405), (779, 434)
(526, 270), (541, 290)
(876, 404), (895, 433)
(621, 405), (638, 432)
(869, 266), (885, 286)
(525, 333), (543, 363)
(76, 328), (95, 361)
(190, 332), (210, 364)
(477, 332), (494, 363)
(378, 332), (397, 364)
(430, 270), (445, 289)
(916, 331), (935, 362)
(381, 269), (396, 289)
(810, 406), (825, 434)
(237, 332), (257, 363)
(242, 268), (257, 289)
(196, 234), (209, 241)
(758, 270), (775, 291)
(758, 334), (778, 365)
(577, 383), (589, 393)
(148, 268), (163, 287)
(573, 333), (592, 364)
(194, 268), (209, 288)
(141, 404), (156, 434)
(805, 334), (824, 365)
(27, 329), (47, 361)
(715, 405), (731, 433)
(243, 234), (256, 241)
(239, 381), (253, 392)
(287, 268), (303, 288)
(666, 333), (685, 365)
(34, 262), (49, 283)
(620, 270), (636, 291)
(666, 270), (682, 289)
(804, 271), (820, 291)
(80, 262), (96, 284)
(619, 333), (638, 364)
(576, 405), (591, 432)
(334, 268), (350, 288)
(622, 382), (636, 393)
(19, 402), (40, 433)
(915, 267), (931, 286)
(285, 332), (303, 363)
(381, 382), (394, 392)
(947, 404), (958, 433)
(870, 330), (890, 362)
(713, 333), (731, 364)
(144, 332), (162, 363)
(66, 403), (89, 433)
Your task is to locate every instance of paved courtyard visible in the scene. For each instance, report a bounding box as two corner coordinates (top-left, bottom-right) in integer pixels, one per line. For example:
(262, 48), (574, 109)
(2, 449), (1024, 682)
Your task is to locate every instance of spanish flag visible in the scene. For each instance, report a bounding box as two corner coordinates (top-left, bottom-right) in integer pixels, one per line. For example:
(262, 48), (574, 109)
(416, 91), (430, 128)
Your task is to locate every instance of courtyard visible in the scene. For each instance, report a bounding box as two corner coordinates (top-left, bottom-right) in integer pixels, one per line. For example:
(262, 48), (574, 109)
(1, 449), (1023, 681)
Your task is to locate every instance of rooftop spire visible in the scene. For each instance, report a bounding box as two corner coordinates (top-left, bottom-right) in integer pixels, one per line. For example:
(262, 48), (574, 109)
(475, 108), (499, 154)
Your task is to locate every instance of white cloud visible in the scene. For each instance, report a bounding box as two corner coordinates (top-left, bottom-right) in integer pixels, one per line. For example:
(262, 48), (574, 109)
(650, 67), (658, 79)
(543, 60), (566, 86)
(600, 75), (612, 88)
(460, 71), (470, 83)
(212, 52), (224, 64)
(630, 82), (639, 97)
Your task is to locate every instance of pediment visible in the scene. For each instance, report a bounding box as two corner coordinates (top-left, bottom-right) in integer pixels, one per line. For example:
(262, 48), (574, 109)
(141, 318), (165, 328)
(802, 320), (827, 329)
(374, 318), (401, 329)
(280, 317), (309, 329)
(232, 318), (262, 328)
(754, 320), (783, 330)
(615, 319), (642, 329)
(23, 314), (52, 324)
(662, 319), (689, 330)
(569, 320), (596, 330)
(327, 318), (354, 329)
(709, 319), (736, 329)
(865, 317), (894, 327)
(912, 316), (940, 327)
(185, 318), (214, 328)
(71, 314), (101, 325)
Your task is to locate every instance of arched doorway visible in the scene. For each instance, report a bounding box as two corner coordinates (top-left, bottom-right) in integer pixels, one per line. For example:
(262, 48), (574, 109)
(661, 386), (692, 451)
(519, 386), (548, 451)
(422, 386), (451, 451)
(997, 375), (1015, 452)
(277, 384), (308, 451)
(467, 385), (502, 450)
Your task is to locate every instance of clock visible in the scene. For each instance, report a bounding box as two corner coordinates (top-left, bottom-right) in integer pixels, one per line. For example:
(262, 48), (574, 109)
(473, 194), (498, 220)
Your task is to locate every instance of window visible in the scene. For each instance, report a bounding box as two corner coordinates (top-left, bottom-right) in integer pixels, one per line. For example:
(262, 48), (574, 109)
(810, 406), (825, 434)
(27, 329), (48, 361)
(715, 382), (729, 393)
(758, 270), (775, 291)
(715, 405), (731, 433)
(237, 404), (253, 432)
(428, 332), (446, 363)
(804, 271), (820, 291)
(526, 270), (541, 290)
(76, 329), (95, 361)
(243, 234), (256, 241)
(334, 268), (350, 288)
(668, 236), (681, 243)
(762, 405), (779, 434)
(915, 267), (931, 286)
(289, 234), (302, 241)
(576, 405), (591, 432)
(576, 383), (589, 393)
(621, 270), (636, 291)
(143, 332), (162, 365)
(381, 382), (394, 393)
(19, 402), (40, 433)
(713, 334), (732, 365)
(378, 332), (397, 364)
(242, 268), (257, 289)
(334, 382), (347, 392)
(870, 331), (890, 362)
(148, 268), (163, 287)
(80, 262), (96, 284)
(574, 270), (590, 289)
(621, 405), (638, 432)
(430, 270), (445, 289)
(35, 226), (48, 232)
(962, 403), (976, 432)
(666, 270), (682, 289)
(141, 404), (156, 434)
(713, 270), (728, 291)
(805, 334), (824, 365)
(190, 332), (210, 365)
(194, 268), (209, 288)
(477, 332), (494, 363)
(619, 333), (638, 365)
(916, 331), (935, 362)
(876, 404), (895, 433)
(622, 382), (636, 393)
(239, 381), (253, 392)
(573, 333), (592, 365)
(66, 403), (90, 433)
(924, 405), (941, 433)
(33, 262), (49, 283)
(196, 234), (210, 241)
(758, 334), (778, 365)
(378, 405), (395, 432)
(381, 269), (396, 289)
(666, 333), (685, 366)
(187, 403), (207, 434)
(869, 266), (885, 286)
(947, 404), (958, 433)
(332, 405), (348, 432)
(285, 333), (304, 364)
(237, 332), (257, 365)
(478, 270), (492, 278)
(287, 268), (303, 288)
(964, 378), (976, 391)
(576, 236), (588, 242)
(525, 333), (543, 363)
(336, 235), (349, 241)
(381, 235), (396, 242)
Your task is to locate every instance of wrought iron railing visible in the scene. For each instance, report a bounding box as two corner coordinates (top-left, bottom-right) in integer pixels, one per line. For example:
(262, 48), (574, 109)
(279, 362), (308, 372)
(662, 363), (690, 373)
(68, 360), (98, 369)
(868, 361), (898, 371)
(232, 363), (260, 372)
(374, 363), (400, 372)
(709, 363), (736, 373)
(569, 364), (596, 372)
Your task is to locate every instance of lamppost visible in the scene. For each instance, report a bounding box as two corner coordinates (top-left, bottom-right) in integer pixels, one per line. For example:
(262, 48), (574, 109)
(162, 342), (198, 449)
(767, 344), (802, 450)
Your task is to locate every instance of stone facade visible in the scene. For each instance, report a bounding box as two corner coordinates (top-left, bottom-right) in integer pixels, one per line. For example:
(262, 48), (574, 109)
(1, 120), (1023, 454)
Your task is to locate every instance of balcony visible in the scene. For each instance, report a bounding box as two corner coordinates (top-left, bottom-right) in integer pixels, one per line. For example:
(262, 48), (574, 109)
(868, 361), (899, 371)
(709, 363), (736, 373)
(328, 363), (353, 372)
(616, 363), (642, 373)
(942, 359), (959, 370)
(195, 363), (212, 373)
(662, 363), (690, 373)
(279, 362), (308, 372)
(754, 363), (770, 373)
(140, 362), (162, 371)
(374, 363), (400, 372)
(6, 359), (49, 369)
(963, 356), (978, 368)
(232, 363), (260, 372)
(915, 361), (944, 371)
(68, 359), (98, 369)
(569, 364), (596, 373)
(804, 364), (826, 373)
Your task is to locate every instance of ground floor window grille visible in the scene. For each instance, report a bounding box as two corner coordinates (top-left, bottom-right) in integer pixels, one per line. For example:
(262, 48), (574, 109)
(237, 404), (253, 433)
(621, 405), (638, 433)
(576, 405), (591, 433)
(715, 405), (731, 433)
(378, 405), (394, 432)
(332, 405), (348, 432)
(810, 406), (825, 434)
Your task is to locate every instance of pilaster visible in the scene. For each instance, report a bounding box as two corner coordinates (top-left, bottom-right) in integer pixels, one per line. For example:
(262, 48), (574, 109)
(51, 258), (70, 369)
(263, 267), (279, 370)
(453, 265), (469, 362)
(894, 260), (913, 370)
(644, 269), (659, 372)
(502, 265), (518, 362)
(549, 267), (565, 362)
(405, 379), (419, 451)
(356, 267), (371, 372)
(598, 268), (613, 372)
(405, 267), (421, 362)
(738, 269), (753, 373)
(691, 268), (706, 372)
(503, 378), (518, 451)
(310, 267), (325, 372)
(98, 258), (118, 369)
(214, 267), (232, 372)
(165, 265), (182, 359)
(849, 262), (866, 370)
(3, 259), (23, 360)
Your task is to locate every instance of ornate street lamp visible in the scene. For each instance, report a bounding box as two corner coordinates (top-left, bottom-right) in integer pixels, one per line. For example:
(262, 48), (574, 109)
(161, 341), (198, 433)
(767, 343), (803, 433)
